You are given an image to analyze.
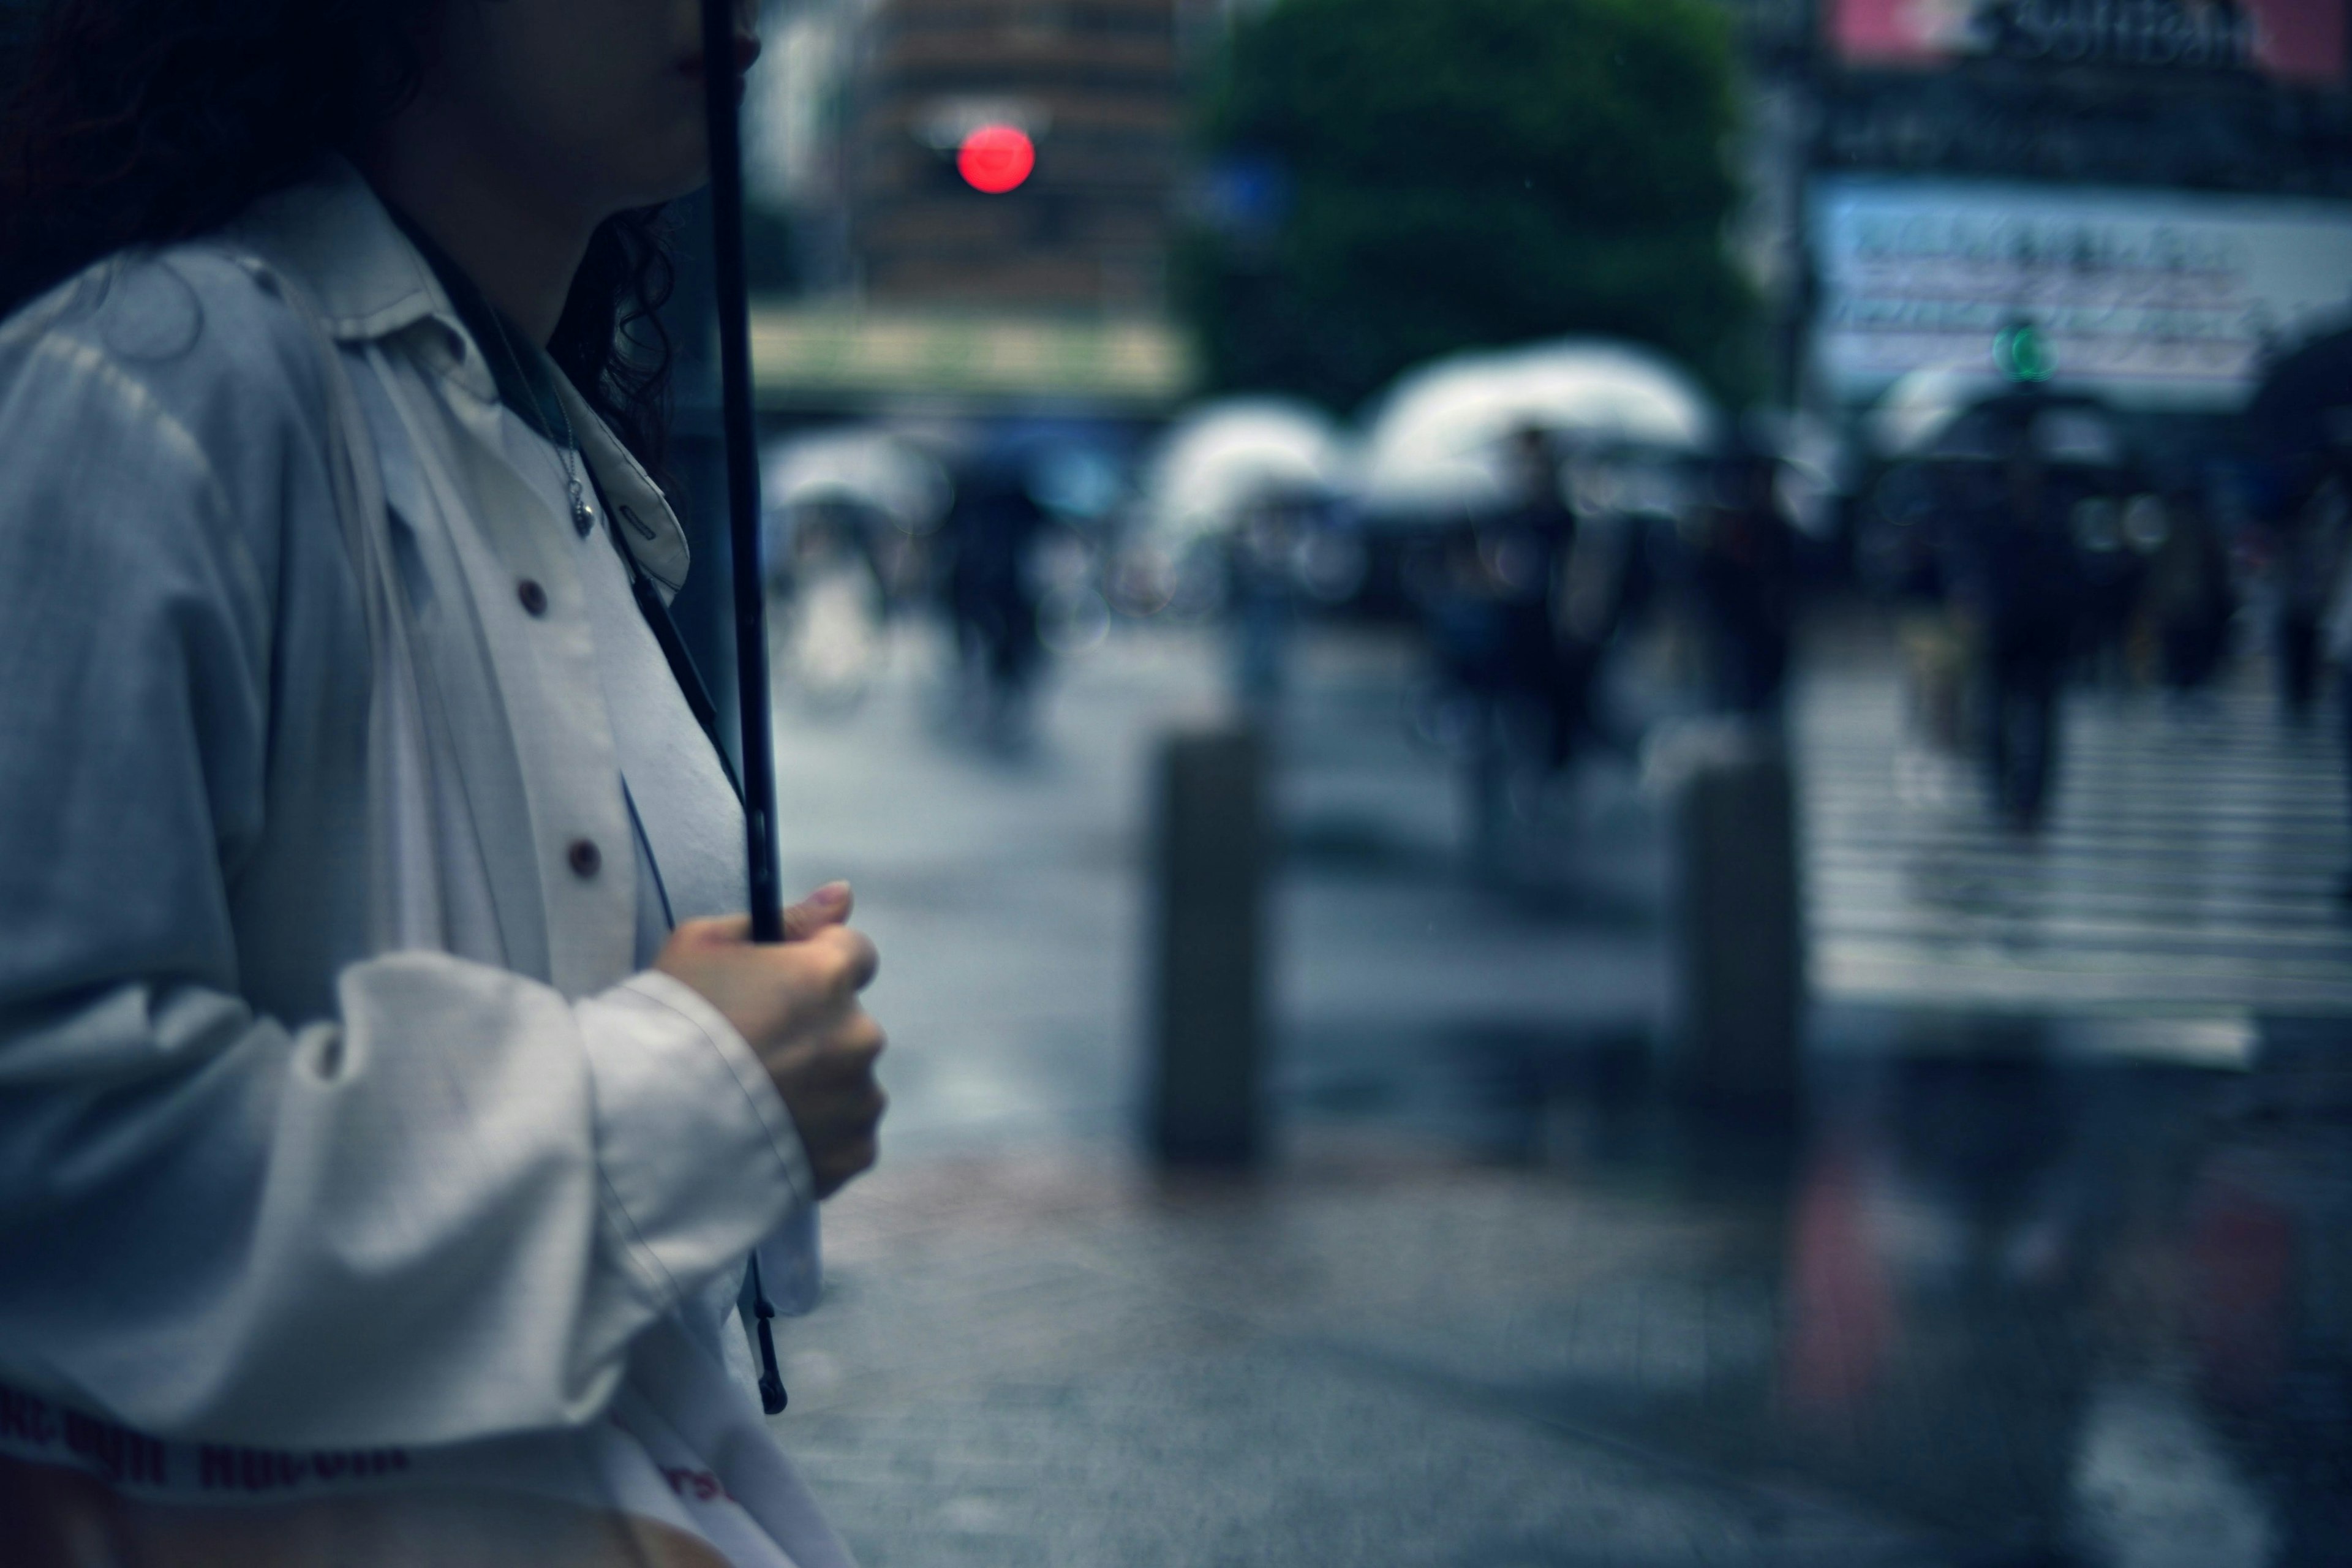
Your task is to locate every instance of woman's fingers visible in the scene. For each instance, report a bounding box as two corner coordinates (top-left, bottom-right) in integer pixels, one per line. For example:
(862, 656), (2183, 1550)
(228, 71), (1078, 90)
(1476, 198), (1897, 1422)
(801, 1011), (886, 1084)
(652, 911), (888, 1199)
(676, 913), (754, 948)
(788, 1014), (888, 1197)
(809, 1136), (880, 1199)
(678, 880), (855, 948)
(779, 923), (879, 998)
(780, 881), (854, 941)
(677, 883), (851, 949)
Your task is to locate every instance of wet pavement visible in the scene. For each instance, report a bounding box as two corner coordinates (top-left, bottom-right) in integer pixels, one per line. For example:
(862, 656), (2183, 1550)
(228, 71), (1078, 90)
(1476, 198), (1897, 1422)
(764, 619), (2352, 1567)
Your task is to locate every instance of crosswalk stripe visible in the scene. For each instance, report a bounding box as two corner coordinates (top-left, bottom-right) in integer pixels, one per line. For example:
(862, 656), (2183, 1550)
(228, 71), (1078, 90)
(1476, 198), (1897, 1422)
(1818, 952), (2352, 1013)
(1812, 876), (2342, 929)
(1809, 912), (2352, 958)
(1797, 664), (2352, 1022)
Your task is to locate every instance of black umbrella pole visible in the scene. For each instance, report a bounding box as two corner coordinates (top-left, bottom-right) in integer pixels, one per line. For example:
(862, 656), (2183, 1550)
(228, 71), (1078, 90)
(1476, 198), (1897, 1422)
(702, 0), (783, 946)
(703, 0), (792, 1421)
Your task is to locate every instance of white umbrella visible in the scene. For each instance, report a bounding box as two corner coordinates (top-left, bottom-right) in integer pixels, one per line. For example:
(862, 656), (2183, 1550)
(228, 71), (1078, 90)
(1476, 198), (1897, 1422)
(762, 427), (951, 535)
(1139, 398), (1350, 543)
(1356, 339), (1719, 518)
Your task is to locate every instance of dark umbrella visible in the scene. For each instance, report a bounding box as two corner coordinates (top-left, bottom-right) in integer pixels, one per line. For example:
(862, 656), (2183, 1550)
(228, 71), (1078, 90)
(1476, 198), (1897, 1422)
(1931, 387), (2133, 475)
(2248, 326), (2352, 467)
(702, 0), (790, 1416)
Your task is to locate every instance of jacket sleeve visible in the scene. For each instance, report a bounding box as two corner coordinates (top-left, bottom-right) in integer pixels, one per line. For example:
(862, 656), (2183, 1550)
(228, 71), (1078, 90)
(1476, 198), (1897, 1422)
(0, 262), (810, 1451)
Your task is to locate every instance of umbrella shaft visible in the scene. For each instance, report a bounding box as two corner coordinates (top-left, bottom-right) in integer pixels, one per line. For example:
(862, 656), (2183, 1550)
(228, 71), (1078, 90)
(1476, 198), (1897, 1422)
(701, 0), (784, 945)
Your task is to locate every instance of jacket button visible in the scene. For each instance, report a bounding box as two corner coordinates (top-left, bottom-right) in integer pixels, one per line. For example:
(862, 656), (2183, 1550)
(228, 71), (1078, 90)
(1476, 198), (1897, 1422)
(567, 839), (603, 878)
(518, 579), (549, 617)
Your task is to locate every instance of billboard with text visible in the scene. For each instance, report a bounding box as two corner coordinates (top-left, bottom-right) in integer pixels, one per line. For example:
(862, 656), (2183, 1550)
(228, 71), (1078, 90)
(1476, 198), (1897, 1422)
(1830, 0), (2346, 86)
(1812, 176), (2352, 407)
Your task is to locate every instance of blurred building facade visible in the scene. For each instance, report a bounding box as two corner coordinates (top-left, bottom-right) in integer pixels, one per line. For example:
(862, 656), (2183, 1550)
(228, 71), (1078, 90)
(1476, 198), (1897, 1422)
(849, 0), (1183, 313)
(747, 0), (2352, 421)
(747, 0), (1201, 410)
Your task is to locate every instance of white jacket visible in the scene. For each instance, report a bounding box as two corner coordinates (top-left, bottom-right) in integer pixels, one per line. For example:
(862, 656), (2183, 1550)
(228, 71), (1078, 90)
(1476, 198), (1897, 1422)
(0, 162), (845, 1566)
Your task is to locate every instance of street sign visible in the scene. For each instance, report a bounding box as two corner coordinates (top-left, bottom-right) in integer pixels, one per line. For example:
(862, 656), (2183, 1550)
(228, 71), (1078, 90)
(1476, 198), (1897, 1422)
(1828, 0), (2348, 86)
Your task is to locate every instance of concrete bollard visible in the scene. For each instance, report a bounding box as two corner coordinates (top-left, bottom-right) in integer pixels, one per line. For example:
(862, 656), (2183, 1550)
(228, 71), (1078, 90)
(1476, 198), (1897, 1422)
(1651, 720), (1806, 1109)
(1147, 723), (1269, 1166)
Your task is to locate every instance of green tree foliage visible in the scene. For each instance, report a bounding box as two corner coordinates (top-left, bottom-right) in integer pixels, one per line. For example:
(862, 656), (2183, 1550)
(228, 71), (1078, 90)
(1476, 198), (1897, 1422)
(1180, 0), (1755, 413)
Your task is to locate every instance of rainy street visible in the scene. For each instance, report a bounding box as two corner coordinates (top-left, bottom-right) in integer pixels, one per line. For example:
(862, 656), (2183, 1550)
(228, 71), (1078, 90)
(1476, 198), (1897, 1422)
(756, 612), (2352, 1568)
(679, 9), (2352, 1553)
(6, 1), (2352, 1564)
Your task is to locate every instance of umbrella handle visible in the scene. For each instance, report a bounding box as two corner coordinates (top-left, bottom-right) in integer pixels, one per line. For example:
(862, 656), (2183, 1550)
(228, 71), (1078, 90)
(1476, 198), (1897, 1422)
(701, 0), (784, 946)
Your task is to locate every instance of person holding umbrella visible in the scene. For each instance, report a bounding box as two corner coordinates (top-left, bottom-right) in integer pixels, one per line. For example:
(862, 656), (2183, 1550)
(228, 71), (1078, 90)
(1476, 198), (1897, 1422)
(2328, 487), (2352, 908)
(0, 2), (883, 1564)
(1693, 433), (1797, 722)
(1943, 417), (2083, 831)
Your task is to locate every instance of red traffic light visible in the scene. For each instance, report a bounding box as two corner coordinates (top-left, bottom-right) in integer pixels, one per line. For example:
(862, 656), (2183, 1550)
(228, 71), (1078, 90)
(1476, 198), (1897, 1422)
(957, 124), (1036, 195)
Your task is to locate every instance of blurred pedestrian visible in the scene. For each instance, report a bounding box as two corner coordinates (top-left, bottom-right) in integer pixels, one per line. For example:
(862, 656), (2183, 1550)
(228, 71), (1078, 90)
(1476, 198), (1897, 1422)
(2075, 499), (2146, 689)
(773, 499), (892, 711)
(1406, 426), (1581, 872)
(2143, 482), (2236, 698)
(1948, 431), (2084, 830)
(1492, 427), (1585, 766)
(0, 2), (884, 1564)
(1227, 491), (1303, 714)
(2270, 476), (2345, 722)
(2328, 510), (2352, 906)
(940, 454), (1050, 746)
(1693, 442), (1798, 720)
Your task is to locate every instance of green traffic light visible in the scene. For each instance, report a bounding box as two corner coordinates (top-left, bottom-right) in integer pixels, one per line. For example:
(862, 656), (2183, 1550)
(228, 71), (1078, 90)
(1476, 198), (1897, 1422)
(1997, 323), (2055, 384)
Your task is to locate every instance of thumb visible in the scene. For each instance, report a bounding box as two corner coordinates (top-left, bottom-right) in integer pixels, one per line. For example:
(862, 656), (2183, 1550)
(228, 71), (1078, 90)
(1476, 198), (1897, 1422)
(781, 881), (854, 941)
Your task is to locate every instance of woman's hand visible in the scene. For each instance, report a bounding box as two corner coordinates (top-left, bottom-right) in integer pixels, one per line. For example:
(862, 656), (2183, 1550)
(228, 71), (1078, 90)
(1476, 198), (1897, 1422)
(655, 884), (886, 1199)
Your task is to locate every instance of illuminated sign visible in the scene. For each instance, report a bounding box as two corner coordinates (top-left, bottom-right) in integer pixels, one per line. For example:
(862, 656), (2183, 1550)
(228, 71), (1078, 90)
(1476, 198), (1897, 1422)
(1828, 0), (2347, 86)
(1812, 176), (2352, 407)
(748, 308), (1197, 407)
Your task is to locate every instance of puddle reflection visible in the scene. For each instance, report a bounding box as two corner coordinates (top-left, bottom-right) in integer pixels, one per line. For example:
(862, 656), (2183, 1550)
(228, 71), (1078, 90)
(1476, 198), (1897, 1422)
(1458, 1023), (2351, 1565)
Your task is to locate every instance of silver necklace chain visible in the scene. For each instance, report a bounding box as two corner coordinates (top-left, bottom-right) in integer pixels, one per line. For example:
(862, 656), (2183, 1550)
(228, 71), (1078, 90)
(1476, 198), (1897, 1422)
(484, 310), (594, 534)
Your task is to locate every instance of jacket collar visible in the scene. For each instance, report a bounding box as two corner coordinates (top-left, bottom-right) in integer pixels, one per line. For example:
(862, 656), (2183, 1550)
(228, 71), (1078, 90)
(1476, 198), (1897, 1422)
(231, 156), (470, 358)
(229, 156), (693, 594)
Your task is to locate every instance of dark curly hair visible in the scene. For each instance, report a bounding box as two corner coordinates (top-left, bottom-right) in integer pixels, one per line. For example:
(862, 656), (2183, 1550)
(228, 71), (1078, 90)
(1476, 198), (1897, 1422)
(0, 0), (676, 470)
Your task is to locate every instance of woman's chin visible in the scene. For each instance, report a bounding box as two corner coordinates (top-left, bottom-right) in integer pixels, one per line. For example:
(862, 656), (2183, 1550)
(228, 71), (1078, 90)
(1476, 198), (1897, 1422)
(606, 140), (712, 212)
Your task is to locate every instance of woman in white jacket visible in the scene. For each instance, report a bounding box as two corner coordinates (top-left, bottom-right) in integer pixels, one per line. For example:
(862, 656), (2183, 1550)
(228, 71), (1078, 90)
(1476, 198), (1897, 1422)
(0, 2), (887, 1563)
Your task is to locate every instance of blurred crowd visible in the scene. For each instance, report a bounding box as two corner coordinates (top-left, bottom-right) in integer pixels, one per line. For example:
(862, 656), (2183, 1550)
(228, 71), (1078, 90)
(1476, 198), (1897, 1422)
(754, 326), (2352, 892)
(1855, 342), (2352, 867)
